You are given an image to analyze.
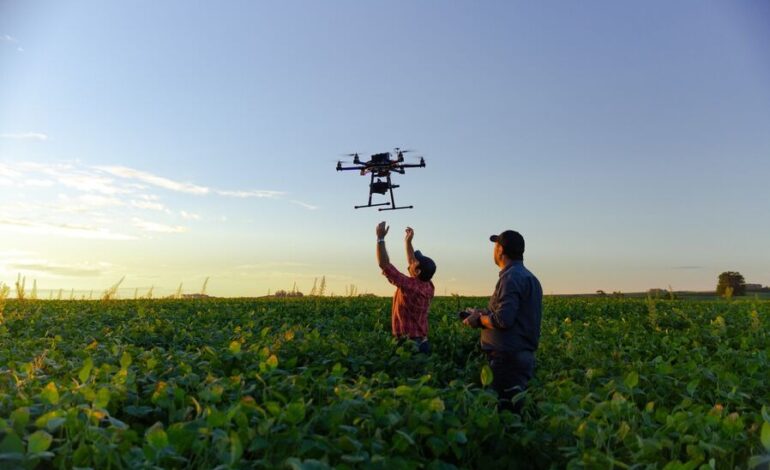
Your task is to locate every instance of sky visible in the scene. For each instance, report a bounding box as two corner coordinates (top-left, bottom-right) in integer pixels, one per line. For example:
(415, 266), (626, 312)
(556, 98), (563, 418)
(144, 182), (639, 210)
(1, 1), (769, 297)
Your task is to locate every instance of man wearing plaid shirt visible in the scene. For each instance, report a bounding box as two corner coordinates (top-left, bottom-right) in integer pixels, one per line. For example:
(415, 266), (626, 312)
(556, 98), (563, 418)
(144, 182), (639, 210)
(376, 221), (436, 354)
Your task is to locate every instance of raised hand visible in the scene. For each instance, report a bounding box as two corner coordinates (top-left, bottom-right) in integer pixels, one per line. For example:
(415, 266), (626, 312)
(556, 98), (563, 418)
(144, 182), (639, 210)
(376, 221), (389, 239)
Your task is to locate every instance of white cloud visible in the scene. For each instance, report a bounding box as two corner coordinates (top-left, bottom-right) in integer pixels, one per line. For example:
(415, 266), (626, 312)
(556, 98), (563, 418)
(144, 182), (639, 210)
(55, 171), (127, 195)
(98, 166), (210, 195)
(290, 200), (319, 210)
(216, 189), (285, 198)
(131, 199), (167, 211)
(0, 163), (22, 177)
(235, 262), (309, 270)
(1, 160), (307, 239)
(0, 217), (137, 240)
(17, 47), (23, 52)
(0, 132), (48, 141)
(180, 210), (200, 220)
(132, 218), (187, 233)
(59, 194), (124, 208)
(1, 34), (17, 43)
(9, 262), (102, 277)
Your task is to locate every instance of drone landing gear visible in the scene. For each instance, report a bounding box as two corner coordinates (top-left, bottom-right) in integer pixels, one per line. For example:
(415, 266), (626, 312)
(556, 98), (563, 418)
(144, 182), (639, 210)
(355, 202), (390, 209)
(353, 174), (414, 211)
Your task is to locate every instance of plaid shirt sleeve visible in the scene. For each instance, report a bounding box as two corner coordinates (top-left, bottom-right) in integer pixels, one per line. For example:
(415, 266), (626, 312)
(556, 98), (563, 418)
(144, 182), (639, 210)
(382, 263), (412, 290)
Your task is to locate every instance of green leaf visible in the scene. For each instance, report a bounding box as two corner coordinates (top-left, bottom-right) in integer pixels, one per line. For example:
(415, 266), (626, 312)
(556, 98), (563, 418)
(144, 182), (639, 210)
(93, 387), (111, 409)
(624, 371), (639, 389)
(686, 379), (699, 396)
(395, 430), (415, 445)
(284, 402), (306, 425)
(0, 431), (24, 454)
(10, 408), (29, 432)
(120, 351), (132, 369)
(429, 397), (445, 412)
(27, 430), (53, 454)
(481, 365), (494, 386)
(229, 431), (243, 464)
(34, 410), (64, 430)
(447, 428), (467, 444)
(145, 422), (168, 449)
(285, 458), (332, 470)
(78, 357), (93, 383)
(394, 385), (412, 396)
(41, 382), (59, 405)
(264, 401), (282, 416)
(761, 421), (770, 451)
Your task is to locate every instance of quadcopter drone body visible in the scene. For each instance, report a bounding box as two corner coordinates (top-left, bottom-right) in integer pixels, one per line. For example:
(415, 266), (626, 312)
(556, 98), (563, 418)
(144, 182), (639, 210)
(336, 148), (426, 211)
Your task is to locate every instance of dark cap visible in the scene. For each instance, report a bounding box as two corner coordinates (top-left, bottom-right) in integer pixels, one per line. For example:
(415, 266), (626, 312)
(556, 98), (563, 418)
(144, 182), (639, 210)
(414, 250), (436, 281)
(490, 230), (525, 257)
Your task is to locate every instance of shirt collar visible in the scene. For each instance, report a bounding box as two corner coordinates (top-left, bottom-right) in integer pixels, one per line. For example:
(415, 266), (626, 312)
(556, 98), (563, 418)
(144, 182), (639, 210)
(499, 260), (523, 277)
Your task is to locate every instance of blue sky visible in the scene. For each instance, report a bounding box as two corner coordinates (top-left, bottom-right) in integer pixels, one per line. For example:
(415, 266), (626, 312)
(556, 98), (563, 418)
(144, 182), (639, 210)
(1, 1), (769, 297)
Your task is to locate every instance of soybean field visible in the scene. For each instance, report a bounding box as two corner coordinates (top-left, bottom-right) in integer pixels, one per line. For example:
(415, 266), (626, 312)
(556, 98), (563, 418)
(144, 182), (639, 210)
(1, 296), (769, 469)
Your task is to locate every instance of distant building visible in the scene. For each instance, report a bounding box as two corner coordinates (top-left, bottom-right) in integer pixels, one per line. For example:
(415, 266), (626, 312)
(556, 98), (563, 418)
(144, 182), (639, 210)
(745, 283), (764, 291)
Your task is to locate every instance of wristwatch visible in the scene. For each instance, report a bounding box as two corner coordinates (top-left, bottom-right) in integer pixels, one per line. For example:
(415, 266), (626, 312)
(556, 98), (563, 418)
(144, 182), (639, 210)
(377, 238), (385, 243)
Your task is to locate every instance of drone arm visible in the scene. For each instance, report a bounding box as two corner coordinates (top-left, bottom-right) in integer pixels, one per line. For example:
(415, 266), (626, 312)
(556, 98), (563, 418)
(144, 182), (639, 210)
(337, 166), (365, 171)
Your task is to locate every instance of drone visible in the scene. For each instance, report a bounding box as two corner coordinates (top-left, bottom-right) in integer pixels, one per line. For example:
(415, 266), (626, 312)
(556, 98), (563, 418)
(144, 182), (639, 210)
(336, 148), (426, 210)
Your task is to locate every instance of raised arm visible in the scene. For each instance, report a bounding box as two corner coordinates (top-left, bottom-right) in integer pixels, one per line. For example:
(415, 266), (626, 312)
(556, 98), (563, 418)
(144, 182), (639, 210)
(376, 221), (390, 269)
(405, 227), (416, 265)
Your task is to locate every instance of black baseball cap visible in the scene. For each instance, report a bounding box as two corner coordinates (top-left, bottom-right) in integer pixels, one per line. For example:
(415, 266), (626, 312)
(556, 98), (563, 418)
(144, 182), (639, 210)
(490, 230), (525, 257)
(414, 250), (436, 281)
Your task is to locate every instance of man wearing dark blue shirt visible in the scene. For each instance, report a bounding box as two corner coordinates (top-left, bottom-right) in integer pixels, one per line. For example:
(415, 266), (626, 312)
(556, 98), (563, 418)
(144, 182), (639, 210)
(463, 229), (543, 413)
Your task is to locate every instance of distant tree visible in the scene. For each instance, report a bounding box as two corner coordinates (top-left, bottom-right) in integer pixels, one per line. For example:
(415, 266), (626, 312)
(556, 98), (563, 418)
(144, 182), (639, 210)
(274, 290), (304, 298)
(716, 271), (746, 297)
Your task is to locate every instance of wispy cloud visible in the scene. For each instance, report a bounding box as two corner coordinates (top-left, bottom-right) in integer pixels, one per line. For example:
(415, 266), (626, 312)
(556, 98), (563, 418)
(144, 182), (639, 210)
(290, 200), (319, 210)
(1, 34), (17, 43)
(216, 189), (285, 198)
(132, 218), (187, 233)
(130, 199), (167, 211)
(180, 210), (201, 220)
(57, 194), (125, 210)
(0, 132), (48, 141)
(98, 166), (210, 195)
(9, 262), (102, 277)
(235, 262), (310, 270)
(0, 217), (137, 240)
(0, 160), (316, 242)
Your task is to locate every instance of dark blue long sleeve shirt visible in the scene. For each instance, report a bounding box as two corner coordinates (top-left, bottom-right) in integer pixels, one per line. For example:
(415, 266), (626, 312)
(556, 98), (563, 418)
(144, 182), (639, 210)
(480, 260), (543, 353)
